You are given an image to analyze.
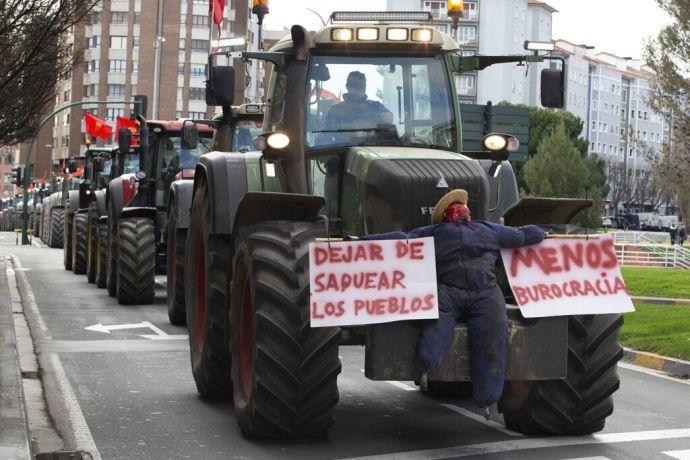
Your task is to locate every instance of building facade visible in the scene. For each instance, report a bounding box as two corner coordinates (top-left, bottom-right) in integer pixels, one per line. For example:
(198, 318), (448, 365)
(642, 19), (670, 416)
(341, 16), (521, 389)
(385, 0), (556, 106)
(51, 0), (262, 169)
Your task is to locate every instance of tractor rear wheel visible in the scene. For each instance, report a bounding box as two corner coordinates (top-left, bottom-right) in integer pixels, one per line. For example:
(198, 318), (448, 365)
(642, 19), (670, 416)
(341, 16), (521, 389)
(231, 221), (341, 439)
(95, 224), (108, 288)
(72, 213), (88, 274)
(116, 217), (155, 305)
(64, 213), (73, 270)
(166, 201), (187, 325)
(106, 208), (117, 297)
(499, 314), (623, 435)
(86, 203), (99, 283)
(49, 208), (64, 248)
(186, 176), (232, 398)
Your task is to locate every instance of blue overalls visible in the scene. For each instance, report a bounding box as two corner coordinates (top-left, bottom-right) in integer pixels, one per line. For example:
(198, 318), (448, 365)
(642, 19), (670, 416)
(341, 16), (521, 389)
(364, 221), (545, 407)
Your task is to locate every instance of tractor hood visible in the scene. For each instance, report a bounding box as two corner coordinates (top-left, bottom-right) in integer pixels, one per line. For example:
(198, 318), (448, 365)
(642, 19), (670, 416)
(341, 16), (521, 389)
(502, 197), (592, 227)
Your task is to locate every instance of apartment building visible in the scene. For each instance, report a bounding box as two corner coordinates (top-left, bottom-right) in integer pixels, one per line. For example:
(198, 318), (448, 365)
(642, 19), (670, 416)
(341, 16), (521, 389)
(51, 0), (262, 168)
(386, 0), (556, 105)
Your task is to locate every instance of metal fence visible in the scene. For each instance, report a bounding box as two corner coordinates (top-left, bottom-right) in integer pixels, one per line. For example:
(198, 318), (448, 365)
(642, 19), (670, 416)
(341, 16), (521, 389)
(615, 243), (690, 269)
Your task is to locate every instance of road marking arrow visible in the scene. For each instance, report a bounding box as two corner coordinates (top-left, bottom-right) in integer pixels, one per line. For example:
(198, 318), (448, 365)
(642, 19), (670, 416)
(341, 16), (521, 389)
(84, 321), (187, 341)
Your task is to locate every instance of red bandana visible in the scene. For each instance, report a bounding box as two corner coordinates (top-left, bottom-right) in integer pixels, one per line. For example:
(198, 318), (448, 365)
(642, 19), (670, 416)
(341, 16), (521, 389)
(444, 202), (471, 223)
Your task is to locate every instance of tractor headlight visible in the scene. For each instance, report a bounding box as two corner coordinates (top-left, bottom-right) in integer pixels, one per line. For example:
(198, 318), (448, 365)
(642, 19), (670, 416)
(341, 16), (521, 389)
(331, 28), (354, 42)
(266, 132), (290, 150)
(411, 29), (433, 43)
(483, 134), (507, 151)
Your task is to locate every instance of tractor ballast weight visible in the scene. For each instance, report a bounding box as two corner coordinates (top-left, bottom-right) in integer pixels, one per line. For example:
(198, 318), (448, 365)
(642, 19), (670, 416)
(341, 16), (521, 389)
(185, 16), (622, 439)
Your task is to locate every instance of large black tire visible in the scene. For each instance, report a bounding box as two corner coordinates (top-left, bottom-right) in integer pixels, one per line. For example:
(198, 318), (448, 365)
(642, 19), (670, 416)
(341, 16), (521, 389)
(106, 206), (117, 297)
(116, 217), (155, 305)
(72, 213), (88, 274)
(499, 314), (623, 435)
(63, 213), (73, 270)
(86, 203), (99, 283)
(166, 202), (187, 326)
(95, 224), (108, 288)
(49, 208), (64, 248)
(185, 176), (232, 398)
(231, 221), (342, 439)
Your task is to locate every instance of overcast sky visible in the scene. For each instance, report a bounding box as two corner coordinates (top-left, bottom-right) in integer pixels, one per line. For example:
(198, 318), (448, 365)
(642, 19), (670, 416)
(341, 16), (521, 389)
(262, 0), (671, 60)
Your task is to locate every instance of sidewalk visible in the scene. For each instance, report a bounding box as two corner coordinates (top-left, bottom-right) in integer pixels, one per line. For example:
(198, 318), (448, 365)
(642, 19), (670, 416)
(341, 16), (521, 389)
(630, 295), (690, 306)
(0, 261), (32, 459)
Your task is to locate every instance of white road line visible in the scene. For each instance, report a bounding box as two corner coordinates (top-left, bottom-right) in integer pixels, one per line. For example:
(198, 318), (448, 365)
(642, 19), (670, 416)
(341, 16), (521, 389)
(618, 361), (690, 385)
(9, 255), (48, 334)
(439, 403), (523, 437)
(664, 450), (690, 460)
(49, 353), (102, 460)
(560, 457), (611, 460)
(386, 381), (417, 391)
(31, 238), (45, 248)
(338, 428), (690, 460)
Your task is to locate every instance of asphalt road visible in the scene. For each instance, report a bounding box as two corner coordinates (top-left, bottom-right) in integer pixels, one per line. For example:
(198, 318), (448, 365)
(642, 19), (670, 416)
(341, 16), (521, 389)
(3, 233), (690, 460)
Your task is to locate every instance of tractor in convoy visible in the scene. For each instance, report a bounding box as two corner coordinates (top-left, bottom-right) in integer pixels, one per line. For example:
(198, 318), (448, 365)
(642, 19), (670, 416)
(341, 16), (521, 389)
(64, 148), (111, 275)
(183, 12), (624, 439)
(105, 116), (213, 305)
(42, 163), (83, 248)
(166, 103), (265, 325)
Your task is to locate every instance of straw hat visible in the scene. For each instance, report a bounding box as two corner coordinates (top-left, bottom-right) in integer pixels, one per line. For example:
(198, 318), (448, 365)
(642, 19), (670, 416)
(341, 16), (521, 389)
(432, 189), (469, 224)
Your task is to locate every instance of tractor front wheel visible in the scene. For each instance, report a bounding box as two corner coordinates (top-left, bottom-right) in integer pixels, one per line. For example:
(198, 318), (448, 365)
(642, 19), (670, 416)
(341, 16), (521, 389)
(166, 201), (187, 325)
(106, 209), (117, 297)
(72, 213), (88, 274)
(49, 208), (64, 249)
(95, 224), (108, 288)
(499, 314), (623, 435)
(185, 176), (232, 398)
(231, 221), (341, 439)
(86, 203), (99, 283)
(116, 217), (155, 305)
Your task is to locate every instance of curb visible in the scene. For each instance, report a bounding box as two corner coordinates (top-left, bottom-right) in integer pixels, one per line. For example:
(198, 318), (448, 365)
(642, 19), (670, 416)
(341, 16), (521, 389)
(630, 295), (690, 306)
(622, 347), (690, 379)
(0, 258), (33, 459)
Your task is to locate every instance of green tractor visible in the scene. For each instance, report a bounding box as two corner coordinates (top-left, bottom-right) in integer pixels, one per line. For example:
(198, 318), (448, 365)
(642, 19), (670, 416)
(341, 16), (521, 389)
(64, 148), (112, 275)
(185, 13), (623, 439)
(166, 103), (265, 325)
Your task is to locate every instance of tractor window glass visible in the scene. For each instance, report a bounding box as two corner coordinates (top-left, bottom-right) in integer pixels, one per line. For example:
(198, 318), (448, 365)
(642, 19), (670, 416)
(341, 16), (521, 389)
(232, 119), (264, 151)
(122, 153), (139, 175)
(155, 135), (212, 207)
(305, 55), (456, 151)
(265, 70), (287, 131)
(98, 159), (112, 188)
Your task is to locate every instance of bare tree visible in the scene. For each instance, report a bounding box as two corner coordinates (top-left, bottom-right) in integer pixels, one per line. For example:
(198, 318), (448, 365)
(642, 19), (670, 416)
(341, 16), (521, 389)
(0, 0), (97, 146)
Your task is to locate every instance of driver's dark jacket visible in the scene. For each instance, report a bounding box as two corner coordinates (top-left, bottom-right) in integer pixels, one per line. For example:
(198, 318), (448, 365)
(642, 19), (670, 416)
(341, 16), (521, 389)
(325, 93), (392, 129)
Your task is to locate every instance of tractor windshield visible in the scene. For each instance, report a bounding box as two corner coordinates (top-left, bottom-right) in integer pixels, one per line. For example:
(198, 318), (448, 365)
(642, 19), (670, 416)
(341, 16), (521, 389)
(305, 55), (456, 151)
(155, 135), (213, 207)
(231, 119), (263, 151)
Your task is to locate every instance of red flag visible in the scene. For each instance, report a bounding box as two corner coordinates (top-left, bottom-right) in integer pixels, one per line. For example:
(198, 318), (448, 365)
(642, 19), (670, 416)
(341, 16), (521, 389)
(84, 113), (113, 141)
(115, 117), (138, 140)
(40, 174), (46, 184)
(74, 167), (85, 178)
(28, 184), (35, 191)
(209, 0), (225, 26)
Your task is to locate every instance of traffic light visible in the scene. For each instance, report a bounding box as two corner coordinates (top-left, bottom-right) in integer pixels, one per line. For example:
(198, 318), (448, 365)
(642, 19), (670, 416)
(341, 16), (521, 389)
(11, 167), (22, 188)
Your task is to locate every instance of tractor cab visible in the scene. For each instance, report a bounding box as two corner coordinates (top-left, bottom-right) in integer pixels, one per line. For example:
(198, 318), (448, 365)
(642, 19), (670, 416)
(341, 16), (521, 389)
(78, 147), (113, 211)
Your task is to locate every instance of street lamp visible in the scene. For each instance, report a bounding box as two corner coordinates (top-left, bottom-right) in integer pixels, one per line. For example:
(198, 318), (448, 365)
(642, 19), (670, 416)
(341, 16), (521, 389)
(152, 36), (166, 120)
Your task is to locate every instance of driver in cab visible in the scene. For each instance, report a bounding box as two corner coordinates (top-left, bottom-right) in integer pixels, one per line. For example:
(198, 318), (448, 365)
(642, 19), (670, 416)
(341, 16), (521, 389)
(325, 71), (394, 133)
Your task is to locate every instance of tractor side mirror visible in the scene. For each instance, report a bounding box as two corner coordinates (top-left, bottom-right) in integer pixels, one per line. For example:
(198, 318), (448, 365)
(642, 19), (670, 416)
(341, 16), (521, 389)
(541, 69), (564, 108)
(206, 65), (235, 107)
(181, 123), (199, 150)
(118, 128), (132, 153)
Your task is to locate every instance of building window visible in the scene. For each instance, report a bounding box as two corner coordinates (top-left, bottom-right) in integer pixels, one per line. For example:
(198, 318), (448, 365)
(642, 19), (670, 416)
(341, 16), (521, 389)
(132, 36), (140, 48)
(109, 60), (126, 73)
(87, 36), (101, 49)
(189, 87), (205, 100)
(106, 108), (125, 121)
(108, 84), (125, 97)
(110, 36), (127, 49)
(191, 15), (209, 27)
(457, 26), (477, 45)
(178, 65), (185, 76)
(111, 11), (128, 24)
(191, 39), (209, 51)
(134, 12), (141, 24)
(190, 64), (207, 77)
(591, 121), (596, 131)
(592, 100), (597, 111)
(190, 112), (205, 120)
(456, 75), (475, 96)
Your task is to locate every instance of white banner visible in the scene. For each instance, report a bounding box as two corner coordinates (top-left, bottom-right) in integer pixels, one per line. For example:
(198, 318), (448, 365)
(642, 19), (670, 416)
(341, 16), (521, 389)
(500, 235), (635, 318)
(309, 238), (439, 327)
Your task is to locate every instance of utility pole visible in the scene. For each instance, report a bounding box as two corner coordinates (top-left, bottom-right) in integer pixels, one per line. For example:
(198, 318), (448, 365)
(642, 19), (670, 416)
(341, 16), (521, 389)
(152, 0), (166, 119)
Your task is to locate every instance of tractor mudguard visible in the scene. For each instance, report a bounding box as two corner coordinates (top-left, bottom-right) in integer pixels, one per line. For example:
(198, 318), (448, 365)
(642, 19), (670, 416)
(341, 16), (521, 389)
(66, 190), (80, 215)
(502, 197), (592, 227)
(95, 189), (107, 218)
(195, 152), (249, 235)
(231, 192), (325, 241)
(169, 180), (194, 230)
(107, 177), (125, 221)
(121, 207), (158, 220)
(479, 160), (520, 224)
